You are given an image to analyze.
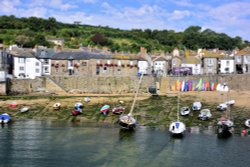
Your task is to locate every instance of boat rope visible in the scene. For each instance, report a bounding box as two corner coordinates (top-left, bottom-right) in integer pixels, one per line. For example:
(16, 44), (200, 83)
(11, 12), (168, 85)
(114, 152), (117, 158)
(129, 73), (144, 115)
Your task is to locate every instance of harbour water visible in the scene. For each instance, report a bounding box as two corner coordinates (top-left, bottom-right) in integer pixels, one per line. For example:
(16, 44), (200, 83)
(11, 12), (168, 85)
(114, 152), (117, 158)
(1, 120), (250, 167)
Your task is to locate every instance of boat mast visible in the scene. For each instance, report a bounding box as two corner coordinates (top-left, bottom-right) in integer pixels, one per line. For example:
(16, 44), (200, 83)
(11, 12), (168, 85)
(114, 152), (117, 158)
(129, 73), (144, 115)
(177, 85), (180, 122)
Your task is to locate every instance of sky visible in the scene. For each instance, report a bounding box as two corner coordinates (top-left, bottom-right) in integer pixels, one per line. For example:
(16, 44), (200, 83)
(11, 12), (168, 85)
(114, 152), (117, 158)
(1, 0), (250, 41)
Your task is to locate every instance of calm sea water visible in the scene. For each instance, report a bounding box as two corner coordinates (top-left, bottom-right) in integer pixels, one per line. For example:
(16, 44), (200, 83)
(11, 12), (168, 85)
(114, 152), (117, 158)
(0, 120), (250, 167)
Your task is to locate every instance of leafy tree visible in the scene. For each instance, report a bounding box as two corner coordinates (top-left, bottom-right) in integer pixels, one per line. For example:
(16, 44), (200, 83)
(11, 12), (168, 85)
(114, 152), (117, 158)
(15, 35), (31, 47)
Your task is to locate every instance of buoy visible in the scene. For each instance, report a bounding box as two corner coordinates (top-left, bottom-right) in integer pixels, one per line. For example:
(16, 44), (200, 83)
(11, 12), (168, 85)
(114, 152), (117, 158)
(242, 129), (247, 136)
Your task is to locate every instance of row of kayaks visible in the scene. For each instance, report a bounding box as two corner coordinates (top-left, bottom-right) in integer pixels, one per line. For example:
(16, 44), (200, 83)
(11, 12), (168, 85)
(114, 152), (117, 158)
(172, 79), (230, 92)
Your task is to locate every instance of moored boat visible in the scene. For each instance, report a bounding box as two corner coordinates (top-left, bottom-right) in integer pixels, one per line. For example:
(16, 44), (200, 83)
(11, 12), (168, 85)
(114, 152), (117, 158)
(192, 102), (202, 111)
(198, 109), (212, 120)
(112, 106), (125, 115)
(118, 73), (144, 130)
(180, 107), (190, 116)
(20, 107), (29, 113)
(217, 103), (227, 111)
(169, 121), (186, 136)
(100, 105), (110, 115)
(119, 114), (136, 130)
(217, 117), (234, 137)
(53, 103), (61, 110)
(0, 113), (11, 124)
(244, 119), (250, 128)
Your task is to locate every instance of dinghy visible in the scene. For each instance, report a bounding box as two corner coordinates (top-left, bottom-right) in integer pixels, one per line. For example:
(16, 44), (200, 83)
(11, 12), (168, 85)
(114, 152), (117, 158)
(112, 106), (125, 115)
(217, 103), (227, 111)
(0, 113), (11, 124)
(198, 109), (212, 120)
(20, 107), (29, 113)
(84, 97), (91, 103)
(53, 103), (61, 110)
(244, 119), (250, 128)
(217, 117), (234, 137)
(169, 121), (186, 136)
(100, 105), (110, 115)
(192, 102), (202, 111)
(180, 107), (190, 116)
(71, 102), (83, 116)
(119, 114), (137, 130)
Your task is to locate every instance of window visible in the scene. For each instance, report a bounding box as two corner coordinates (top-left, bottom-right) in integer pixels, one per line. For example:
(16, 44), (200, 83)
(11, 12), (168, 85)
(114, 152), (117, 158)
(36, 62), (40, 66)
(118, 61), (121, 66)
(35, 69), (40, 73)
(55, 68), (58, 73)
(236, 56), (241, 63)
(19, 66), (24, 71)
(103, 67), (109, 75)
(82, 62), (87, 66)
(96, 67), (100, 75)
(18, 58), (25, 63)
(208, 58), (213, 65)
(44, 59), (49, 64)
(226, 61), (230, 66)
(117, 68), (121, 75)
(130, 61), (133, 65)
(44, 67), (49, 73)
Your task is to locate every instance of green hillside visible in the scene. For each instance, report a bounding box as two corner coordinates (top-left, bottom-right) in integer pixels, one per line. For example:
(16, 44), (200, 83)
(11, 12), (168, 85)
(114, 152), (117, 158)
(0, 15), (249, 53)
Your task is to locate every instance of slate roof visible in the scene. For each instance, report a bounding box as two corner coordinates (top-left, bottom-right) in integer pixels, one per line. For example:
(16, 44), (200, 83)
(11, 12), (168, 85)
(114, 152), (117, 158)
(35, 48), (55, 59)
(51, 51), (140, 60)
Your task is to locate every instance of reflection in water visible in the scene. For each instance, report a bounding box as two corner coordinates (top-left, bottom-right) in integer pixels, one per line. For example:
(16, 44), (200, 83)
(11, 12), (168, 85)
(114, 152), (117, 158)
(1, 121), (250, 167)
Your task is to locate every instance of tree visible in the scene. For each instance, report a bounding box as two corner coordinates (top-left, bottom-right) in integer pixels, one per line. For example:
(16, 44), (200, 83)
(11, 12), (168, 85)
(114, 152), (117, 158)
(15, 35), (31, 47)
(90, 32), (108, 45)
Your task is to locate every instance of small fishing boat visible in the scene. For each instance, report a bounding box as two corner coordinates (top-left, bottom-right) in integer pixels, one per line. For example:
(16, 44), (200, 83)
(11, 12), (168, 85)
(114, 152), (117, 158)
(244, 119), (250, 128)
(198, 109), (212, 120)
(20, 107), (29, 113)
(192, 102), (202, 111)
(180, 107), (190, 116)
(100, 105), (110, 115)
(71, 102), (83, 116)
(217, 103), (227, 111)
(8, 102), (17, 108)
(119, 114), (136, 130)
(225, 100), (235, 106)
(74, 102), (83, 110)
(53, 103), (61, 110)
(169, 121), (186, 136)
(84, 97), (91, 103)
(217, 117), (234, 137)
(112, 106), (125, 115)
(0, 113), (11, 124)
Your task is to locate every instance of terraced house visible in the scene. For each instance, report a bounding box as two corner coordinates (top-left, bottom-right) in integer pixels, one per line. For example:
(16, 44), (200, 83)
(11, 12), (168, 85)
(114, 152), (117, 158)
(235, 47), (250, 74)
(50, 51), (140, 76)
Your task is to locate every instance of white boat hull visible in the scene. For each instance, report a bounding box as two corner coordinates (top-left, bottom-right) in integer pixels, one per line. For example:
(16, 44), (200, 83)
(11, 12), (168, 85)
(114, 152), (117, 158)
(169, 121), (186, 135)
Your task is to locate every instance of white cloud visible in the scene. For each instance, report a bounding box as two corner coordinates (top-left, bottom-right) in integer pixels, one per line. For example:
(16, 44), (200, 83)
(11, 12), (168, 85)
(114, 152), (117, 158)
(0, 0), (20, 14)
(82, 0), (97, 4)
(169, 10), (191, 20)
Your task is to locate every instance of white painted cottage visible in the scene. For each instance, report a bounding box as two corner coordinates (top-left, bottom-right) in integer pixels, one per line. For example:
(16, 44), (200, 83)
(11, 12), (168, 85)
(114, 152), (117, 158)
(219, 58), (234, 74)
(8, 46), (42, 79)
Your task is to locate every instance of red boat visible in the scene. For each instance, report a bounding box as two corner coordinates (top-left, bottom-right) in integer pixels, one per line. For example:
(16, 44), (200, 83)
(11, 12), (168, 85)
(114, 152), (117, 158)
(112, 106), (125, 115)
(71, 110), (82, 116)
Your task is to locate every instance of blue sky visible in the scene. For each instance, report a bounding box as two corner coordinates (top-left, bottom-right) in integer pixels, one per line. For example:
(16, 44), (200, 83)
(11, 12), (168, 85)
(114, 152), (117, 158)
(1, 0), (250, 41)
